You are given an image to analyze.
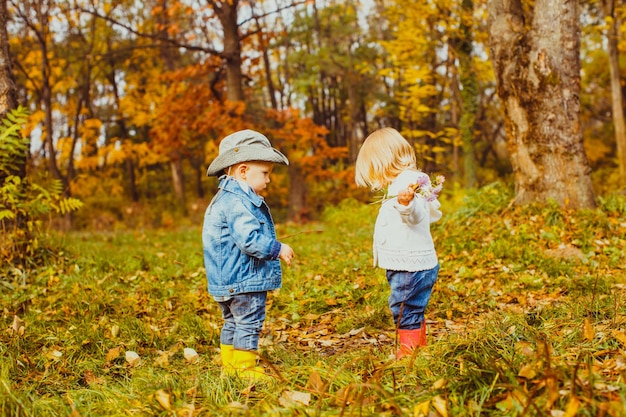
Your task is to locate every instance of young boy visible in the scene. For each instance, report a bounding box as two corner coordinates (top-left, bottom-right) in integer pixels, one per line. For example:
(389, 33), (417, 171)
(203, 129), (295, 380)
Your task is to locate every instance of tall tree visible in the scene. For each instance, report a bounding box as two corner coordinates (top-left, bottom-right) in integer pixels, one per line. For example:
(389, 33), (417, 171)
(600, 0), (626, 186)
(208, 0), (244, 102)
(0, 0), (16, 118)
(12, 0), (65, 185)
(455, 0), (479, 188)
(488, 0), (596, 208)
(0, 0), (17, 127)
(0, 0), (22, 197)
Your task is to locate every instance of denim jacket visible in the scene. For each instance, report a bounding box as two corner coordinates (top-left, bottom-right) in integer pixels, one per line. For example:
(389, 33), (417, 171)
(202, 176), (282, 298)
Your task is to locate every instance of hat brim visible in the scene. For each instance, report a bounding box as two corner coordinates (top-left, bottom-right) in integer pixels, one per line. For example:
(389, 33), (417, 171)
(206, 147), (289, 176)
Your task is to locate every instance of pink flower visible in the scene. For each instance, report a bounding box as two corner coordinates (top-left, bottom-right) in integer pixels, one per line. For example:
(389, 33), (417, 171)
(413, 174), (445, 202)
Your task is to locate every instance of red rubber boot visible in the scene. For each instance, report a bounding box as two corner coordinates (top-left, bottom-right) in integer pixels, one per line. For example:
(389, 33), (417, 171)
(397, 324), (427, 359)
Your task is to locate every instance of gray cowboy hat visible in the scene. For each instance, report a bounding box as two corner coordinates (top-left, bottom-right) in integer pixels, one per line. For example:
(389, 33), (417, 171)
(206, 129), (289, 176)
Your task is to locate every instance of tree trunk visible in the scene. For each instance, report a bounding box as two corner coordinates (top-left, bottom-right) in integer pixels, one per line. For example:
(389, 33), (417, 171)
(253, 12), (278, 110)
(488, 0), (596, 208)
(35, 2), (64, 185)
(287, 163), (307, 222)
(458, 0), (478, 188)
(125, 157), (139, 202)
(601, 0), (626, 186)
(213, 0), (244, 102)
(157, 0), (186, 210)
(170, 158), (186, 213)
(0, 0), (19, 177)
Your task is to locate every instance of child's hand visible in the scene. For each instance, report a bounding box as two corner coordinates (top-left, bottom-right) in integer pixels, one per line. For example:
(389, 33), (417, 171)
(279, 243), (295, 266)
(397, 185), (415, 206)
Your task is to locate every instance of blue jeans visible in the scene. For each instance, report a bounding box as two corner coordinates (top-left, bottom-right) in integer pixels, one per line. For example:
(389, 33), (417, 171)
(216, 291), (267, 351)
(386, 265), (439, 330)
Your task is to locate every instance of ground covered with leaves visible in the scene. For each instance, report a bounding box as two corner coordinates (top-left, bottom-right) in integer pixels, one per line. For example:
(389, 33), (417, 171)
(2, 182), (626, 416)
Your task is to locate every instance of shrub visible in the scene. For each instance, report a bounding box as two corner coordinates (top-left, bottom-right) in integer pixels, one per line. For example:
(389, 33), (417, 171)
(0, 107), (83, 273)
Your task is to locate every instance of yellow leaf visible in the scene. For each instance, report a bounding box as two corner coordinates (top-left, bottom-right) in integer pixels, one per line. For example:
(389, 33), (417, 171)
(413, 400), (430, 417)
(432, 378), (447, 389)
(546, 376), (559, 409)
(176, 404), (195, 417)
(612, 330), (626, 346)
(518, 363), (536, 379)
(563, 396), (580, 417)
(496, 393), (515, 412)
(431, 395), (448, 417)
(155, 352), (169, 367)
(45, 349), (63, 361)
(155, 389), (171, 410)
(583, 318), (594, 341)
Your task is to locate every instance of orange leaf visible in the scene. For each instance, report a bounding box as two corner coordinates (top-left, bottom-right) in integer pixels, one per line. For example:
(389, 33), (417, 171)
(306, 370), (325, 393)
(105, 347), (121, 362)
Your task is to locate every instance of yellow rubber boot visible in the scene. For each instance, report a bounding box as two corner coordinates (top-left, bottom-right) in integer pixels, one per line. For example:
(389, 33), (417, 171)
(231, 349), (268, 382)
(220, 344), (234, 376)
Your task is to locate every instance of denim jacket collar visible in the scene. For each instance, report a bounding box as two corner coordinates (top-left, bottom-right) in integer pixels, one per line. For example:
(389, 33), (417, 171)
(218, 175), (264, 208)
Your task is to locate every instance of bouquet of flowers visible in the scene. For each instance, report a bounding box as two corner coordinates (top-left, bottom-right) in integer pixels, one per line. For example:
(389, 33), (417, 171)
(374, 174), (445, 204)
(412, 174), (445, 202)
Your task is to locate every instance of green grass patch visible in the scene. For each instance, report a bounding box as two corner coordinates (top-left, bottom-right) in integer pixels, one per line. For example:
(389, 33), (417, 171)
(1, 185), (625, 416)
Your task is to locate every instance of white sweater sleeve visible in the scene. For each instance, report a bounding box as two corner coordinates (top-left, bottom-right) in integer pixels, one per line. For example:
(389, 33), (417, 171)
(429, 199), (442, 223)
(393, 195), (429, 225)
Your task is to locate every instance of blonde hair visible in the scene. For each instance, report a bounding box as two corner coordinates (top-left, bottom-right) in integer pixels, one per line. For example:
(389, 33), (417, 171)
(354, 128), (417, 190)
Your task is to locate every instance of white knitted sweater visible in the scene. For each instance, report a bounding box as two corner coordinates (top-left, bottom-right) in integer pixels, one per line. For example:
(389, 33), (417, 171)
(372, 170), (442, 271)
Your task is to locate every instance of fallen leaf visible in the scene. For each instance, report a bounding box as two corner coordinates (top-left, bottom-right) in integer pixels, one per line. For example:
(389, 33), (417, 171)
(183, 348), (199, 364)
(583, 319), (594, 342)
(45, 349), (63, 361)
(111, 325), (119, 338)
(518, 363), (536, 379)
(106, 347), (121, 362)
(563, 396), (580, 417)
(155, 352), (169, 367)
(431, 395), (448, 417)
(278, 390), (311, 407)
(176, 403), (195, 417)
(413, 400), (430, 417)
(125, 351), (140, 366)
(83, 370), (105, 386)
(306, 370), (325, 393)
(612, 330), (626, 346)
(11, 315), (25, 336)
(432, 378), (447, 390)
(154, 389), (171, 410)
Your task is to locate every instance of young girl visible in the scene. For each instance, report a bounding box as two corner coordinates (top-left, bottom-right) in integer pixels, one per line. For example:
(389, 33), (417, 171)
(355, 127), (442, 359)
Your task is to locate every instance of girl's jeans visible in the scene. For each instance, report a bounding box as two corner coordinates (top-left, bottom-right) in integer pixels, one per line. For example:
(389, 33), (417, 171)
(216, 291), (267, 351)
(386, 264), (439, 330)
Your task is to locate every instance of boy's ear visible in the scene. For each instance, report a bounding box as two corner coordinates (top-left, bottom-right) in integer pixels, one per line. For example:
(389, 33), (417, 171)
(237, 163), (248, 176)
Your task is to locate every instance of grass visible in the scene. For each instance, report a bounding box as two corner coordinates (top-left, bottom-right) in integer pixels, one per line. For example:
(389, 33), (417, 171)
(1, 183), (626, 416)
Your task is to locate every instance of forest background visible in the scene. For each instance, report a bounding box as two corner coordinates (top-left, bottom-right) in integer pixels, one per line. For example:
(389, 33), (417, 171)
(2, 1), (626, 415)
(2, 0), (625, 235)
